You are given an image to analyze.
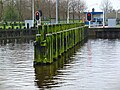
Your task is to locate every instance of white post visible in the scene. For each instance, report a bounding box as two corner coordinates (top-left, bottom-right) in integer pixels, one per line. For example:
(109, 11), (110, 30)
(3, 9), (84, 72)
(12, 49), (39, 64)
(37, 17), (41, 27)
(96, 19), (97, 27)
(32, 0), (34, 27)
(39, 17), (41, 25)
(56, 0), (58, 24)
(89, 21), (91, 28)
(103, 10), (105, 27)
(67, 1), (69, 23)
(116, 10), (118, 19)
(32, 0), (34, 20)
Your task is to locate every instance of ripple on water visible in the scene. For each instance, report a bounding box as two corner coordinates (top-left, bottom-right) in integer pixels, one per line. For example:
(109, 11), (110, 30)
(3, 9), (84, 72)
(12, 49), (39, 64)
(1, 39), (120, 90)
(0, 43), (38, 90)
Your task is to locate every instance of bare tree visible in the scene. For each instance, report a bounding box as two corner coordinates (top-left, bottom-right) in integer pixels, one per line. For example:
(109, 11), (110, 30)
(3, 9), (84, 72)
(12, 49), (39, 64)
(100, 0), (113, 23)
(69, 0), (77, 23)
(0, 0), (87, 23)
(3, 0), (18, 21)
(100, 0), (113, 13)
(0, 0), (3, 21)
(76, 0), (87, 21)
(59, 0), (68, 22)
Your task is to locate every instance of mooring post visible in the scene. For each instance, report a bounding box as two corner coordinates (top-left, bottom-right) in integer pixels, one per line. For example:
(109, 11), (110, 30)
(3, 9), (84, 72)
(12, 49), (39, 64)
(58, 24), (62, 56)
(68, 29), (70, 49)
(34, 23), (88, 65)
(60, 24), (63, 54)
(19, 23), (22, 29)
(52, 25), (57, 59)
(71, 29), (74, 47)
(55, 24), (58, 58)
(34, 25), (47, 64)
(44, 25), (53, 63)
(11, 23), (14, 29)
(79, 27), (81, 41)
(61, 24), (64, 54)
(64, 25), (67, 52)
(3, 23), (6, 29)
(34, 25), (41, 64)
(46, 33), (53, 63)
(50, 25), (53, 63)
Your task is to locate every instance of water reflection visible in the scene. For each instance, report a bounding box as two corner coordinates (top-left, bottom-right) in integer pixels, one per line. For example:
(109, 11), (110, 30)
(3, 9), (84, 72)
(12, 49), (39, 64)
(34, 41), (86, 89)
(0, 40), (37, 90)
(34, 39), (120, 90)
(1, 39), (120, 90)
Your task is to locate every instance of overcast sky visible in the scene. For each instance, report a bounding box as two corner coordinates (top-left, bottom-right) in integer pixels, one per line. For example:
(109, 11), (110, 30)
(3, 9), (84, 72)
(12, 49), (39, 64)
(86, 0), (120, 12)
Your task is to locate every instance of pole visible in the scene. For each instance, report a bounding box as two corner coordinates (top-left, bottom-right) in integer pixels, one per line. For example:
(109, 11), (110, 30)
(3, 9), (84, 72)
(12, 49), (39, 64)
(56, 0), (58, 24)
(39, 17), (41, 25)
(37, 17), (41, 27)
(32, 0), (34, 27)
(116, 10), (118, 19)
(67, 1), (69, 23)
(89, 21), (90, 28)
(103, 10), (105, 27)
(32, 0), (34, 20)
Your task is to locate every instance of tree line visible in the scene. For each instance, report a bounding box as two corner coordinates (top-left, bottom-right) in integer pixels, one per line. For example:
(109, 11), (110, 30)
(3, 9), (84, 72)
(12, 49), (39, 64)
(0, 0), (87, 22)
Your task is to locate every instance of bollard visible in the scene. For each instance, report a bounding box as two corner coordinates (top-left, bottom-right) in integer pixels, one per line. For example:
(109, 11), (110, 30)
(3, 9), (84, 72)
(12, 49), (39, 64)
(38, 25), (42, 34)
(27, 23), (29, 29)
(34, 23), (36, 28)
(46, 34), (53, 63)
(11, 23), (14, 29)
(19, 23), (22, 29)
(3, 23), (6, 29)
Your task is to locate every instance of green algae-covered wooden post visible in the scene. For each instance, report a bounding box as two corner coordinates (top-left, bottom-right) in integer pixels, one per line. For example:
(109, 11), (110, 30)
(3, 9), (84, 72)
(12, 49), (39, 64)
(34, 23), (88, 65)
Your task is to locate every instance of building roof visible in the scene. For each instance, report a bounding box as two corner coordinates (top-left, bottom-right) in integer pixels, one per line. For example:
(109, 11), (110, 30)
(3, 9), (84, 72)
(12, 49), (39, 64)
(84, 12), (103, 15)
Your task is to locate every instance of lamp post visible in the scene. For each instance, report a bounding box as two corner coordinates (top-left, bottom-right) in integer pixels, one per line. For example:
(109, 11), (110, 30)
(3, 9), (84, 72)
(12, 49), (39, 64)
(67, 4), (69, 23)
(67, 0), (70, 23)
(56, 0), (58, 24)
(32, 0), (34, 27)
(32, 0), (34, 21)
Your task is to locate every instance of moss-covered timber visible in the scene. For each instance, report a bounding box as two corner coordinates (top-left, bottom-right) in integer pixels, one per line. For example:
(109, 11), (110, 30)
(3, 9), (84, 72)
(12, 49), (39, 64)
(34, 23), (88, 65)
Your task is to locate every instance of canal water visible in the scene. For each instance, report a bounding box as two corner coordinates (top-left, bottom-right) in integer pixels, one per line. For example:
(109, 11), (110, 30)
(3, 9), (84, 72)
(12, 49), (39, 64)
(0, 39), (120, 90)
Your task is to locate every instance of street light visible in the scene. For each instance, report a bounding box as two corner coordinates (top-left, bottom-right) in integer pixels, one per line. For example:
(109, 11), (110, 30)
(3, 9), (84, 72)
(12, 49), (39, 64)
(32, 0), (34, 27)
(56, 0), (58, 24)
(67, 0), (70, 23)
(32, 0), (34, 21)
